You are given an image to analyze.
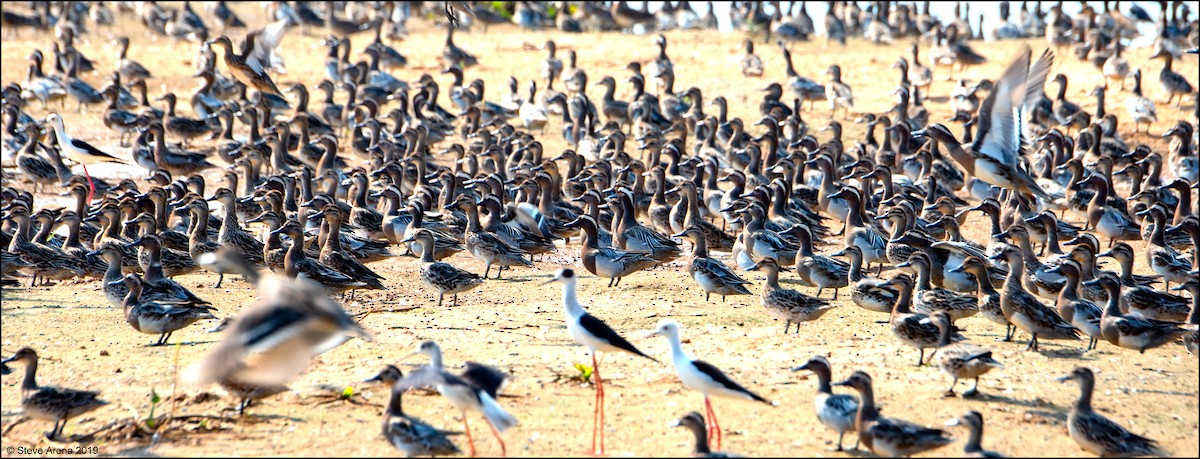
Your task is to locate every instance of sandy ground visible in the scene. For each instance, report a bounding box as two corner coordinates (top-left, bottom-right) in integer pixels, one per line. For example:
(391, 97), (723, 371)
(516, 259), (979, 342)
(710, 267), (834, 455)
(2, 4), (1198, 458)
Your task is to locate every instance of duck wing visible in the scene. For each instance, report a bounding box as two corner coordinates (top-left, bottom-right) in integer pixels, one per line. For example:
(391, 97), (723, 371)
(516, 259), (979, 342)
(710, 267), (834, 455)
(972, 46), (1053, 167)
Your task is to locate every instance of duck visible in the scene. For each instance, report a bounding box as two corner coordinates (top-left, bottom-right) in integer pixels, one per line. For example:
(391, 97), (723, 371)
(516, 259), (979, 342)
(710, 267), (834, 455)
(927, 310), (1004, 397)
(114, 273), (217, 346)
(441, 26), (478, 68)
(1047, 260), (1103, 351)
(911, 47), (1054, 200)
(401, 228), (484, 307)
(1049, 74), (1082, 125)
(447, 196), (533, 279)
(736, 203), (799, 267)
(3, 205), (84, 286)
(63, 53), (104, 113)
(309, 204), (386, 295)
(1098, 243), (1191, 322)
(824, 64), (854, 120)
(792, 225), (850, 299)
(778, 41), (825, 108)
(1172, 278), (1199, 356)
(405, 202), (469, 261)
(741, 39), (763, 77)
(364, 365), (461, 458)
(519, 81), (549, 131)
(611, 190), (682, 263)
(669, 411), (737, 458)
(2, 348), (108, 439)
(13, 129), (58, 194)
(208, 188), (266, 268)
(113, 36), (151, 81)
(146, 121), (216, 176)
(995, 224), (1066, 299)
(126, 230), (200, 279)
(990, 244), (1078, 351)
(831, 245), (898, 314)
(88, 241), (196, 307)
(674, 226), (752, 302)
(881, 273), (966, 366)
(791, 356), (859, 452)
(205, 35), (283, 96)
(1059, 367), (1164, 457)
(1151, 49), (1194, 108)
(898, 252), (978, 321)
(1086, 272), (1190, 353)
(833, 371), (955, 457)
(567, 214), (656, 288)
(1136, 206), (1193, 290)
(1126, 69), (1157, 133)
(271, 219), (366, 295)
(944, 411), (1005, 458)
(185, 248), (370, 395)
(668, 181), (736, 252)
(828, 188), (887, 272)
(748, 257), (836, 334)
(1078, 175), (1140, 246)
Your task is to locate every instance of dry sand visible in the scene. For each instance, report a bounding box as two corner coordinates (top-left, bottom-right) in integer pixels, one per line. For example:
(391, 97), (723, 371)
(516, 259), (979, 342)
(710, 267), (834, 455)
(2, 4), (1198, 458)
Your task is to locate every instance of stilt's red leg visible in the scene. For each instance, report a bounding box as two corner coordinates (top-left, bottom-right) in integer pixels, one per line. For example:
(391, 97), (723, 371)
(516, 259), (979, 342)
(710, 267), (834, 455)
(463, 412), (476, 457)
(81, 163), (95, 203)
(705, 396), (723, 450)
(703, 396), (715, 450)
(592, 353), (605, 456)
(487, 418), (507, 457)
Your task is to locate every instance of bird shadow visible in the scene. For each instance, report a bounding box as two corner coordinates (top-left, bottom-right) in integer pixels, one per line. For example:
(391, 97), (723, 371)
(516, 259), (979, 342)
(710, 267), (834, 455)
(141, 340), (218, 348)
(970, 392), (1064, 411)
(1036, 347), (1094, 360)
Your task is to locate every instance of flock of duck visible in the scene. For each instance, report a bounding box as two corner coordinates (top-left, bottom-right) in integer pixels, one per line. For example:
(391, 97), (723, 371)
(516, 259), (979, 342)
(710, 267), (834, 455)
(1, 1), (1198, 457)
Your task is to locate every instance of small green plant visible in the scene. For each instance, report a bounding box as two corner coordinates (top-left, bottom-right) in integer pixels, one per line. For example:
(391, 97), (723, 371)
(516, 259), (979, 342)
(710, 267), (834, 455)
(144, 389), (162, 430)
(572, 363), (594, 383)
(340, 386), (355, 400)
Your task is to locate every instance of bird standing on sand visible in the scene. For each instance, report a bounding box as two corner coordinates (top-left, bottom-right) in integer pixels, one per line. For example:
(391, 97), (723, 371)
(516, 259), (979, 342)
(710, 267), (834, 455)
(547, 268), (659, 455)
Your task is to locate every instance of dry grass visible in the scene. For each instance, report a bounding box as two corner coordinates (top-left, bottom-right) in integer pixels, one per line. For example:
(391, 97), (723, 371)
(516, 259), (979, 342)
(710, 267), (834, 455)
(2, 4), (1198, 457)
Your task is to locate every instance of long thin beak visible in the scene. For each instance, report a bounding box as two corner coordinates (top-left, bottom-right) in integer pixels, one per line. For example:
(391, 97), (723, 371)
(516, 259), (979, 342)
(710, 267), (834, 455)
(1056, 375), (1073, 383)
(539, 277), (560, 286)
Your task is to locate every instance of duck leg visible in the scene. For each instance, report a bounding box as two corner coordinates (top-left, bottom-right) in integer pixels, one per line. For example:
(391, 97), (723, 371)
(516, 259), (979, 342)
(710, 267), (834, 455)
(1025, 334), (1039, 351)
(945, 377), (958, 397)
(483, 263), (492, 279)
(214, 272), (224, 288)
(916, 348), (925, 366)
(964, 377), (980, 397)
(438, 293), (445, 307)
(834, 431), (845, 451)
(783, 321), (791, 334)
